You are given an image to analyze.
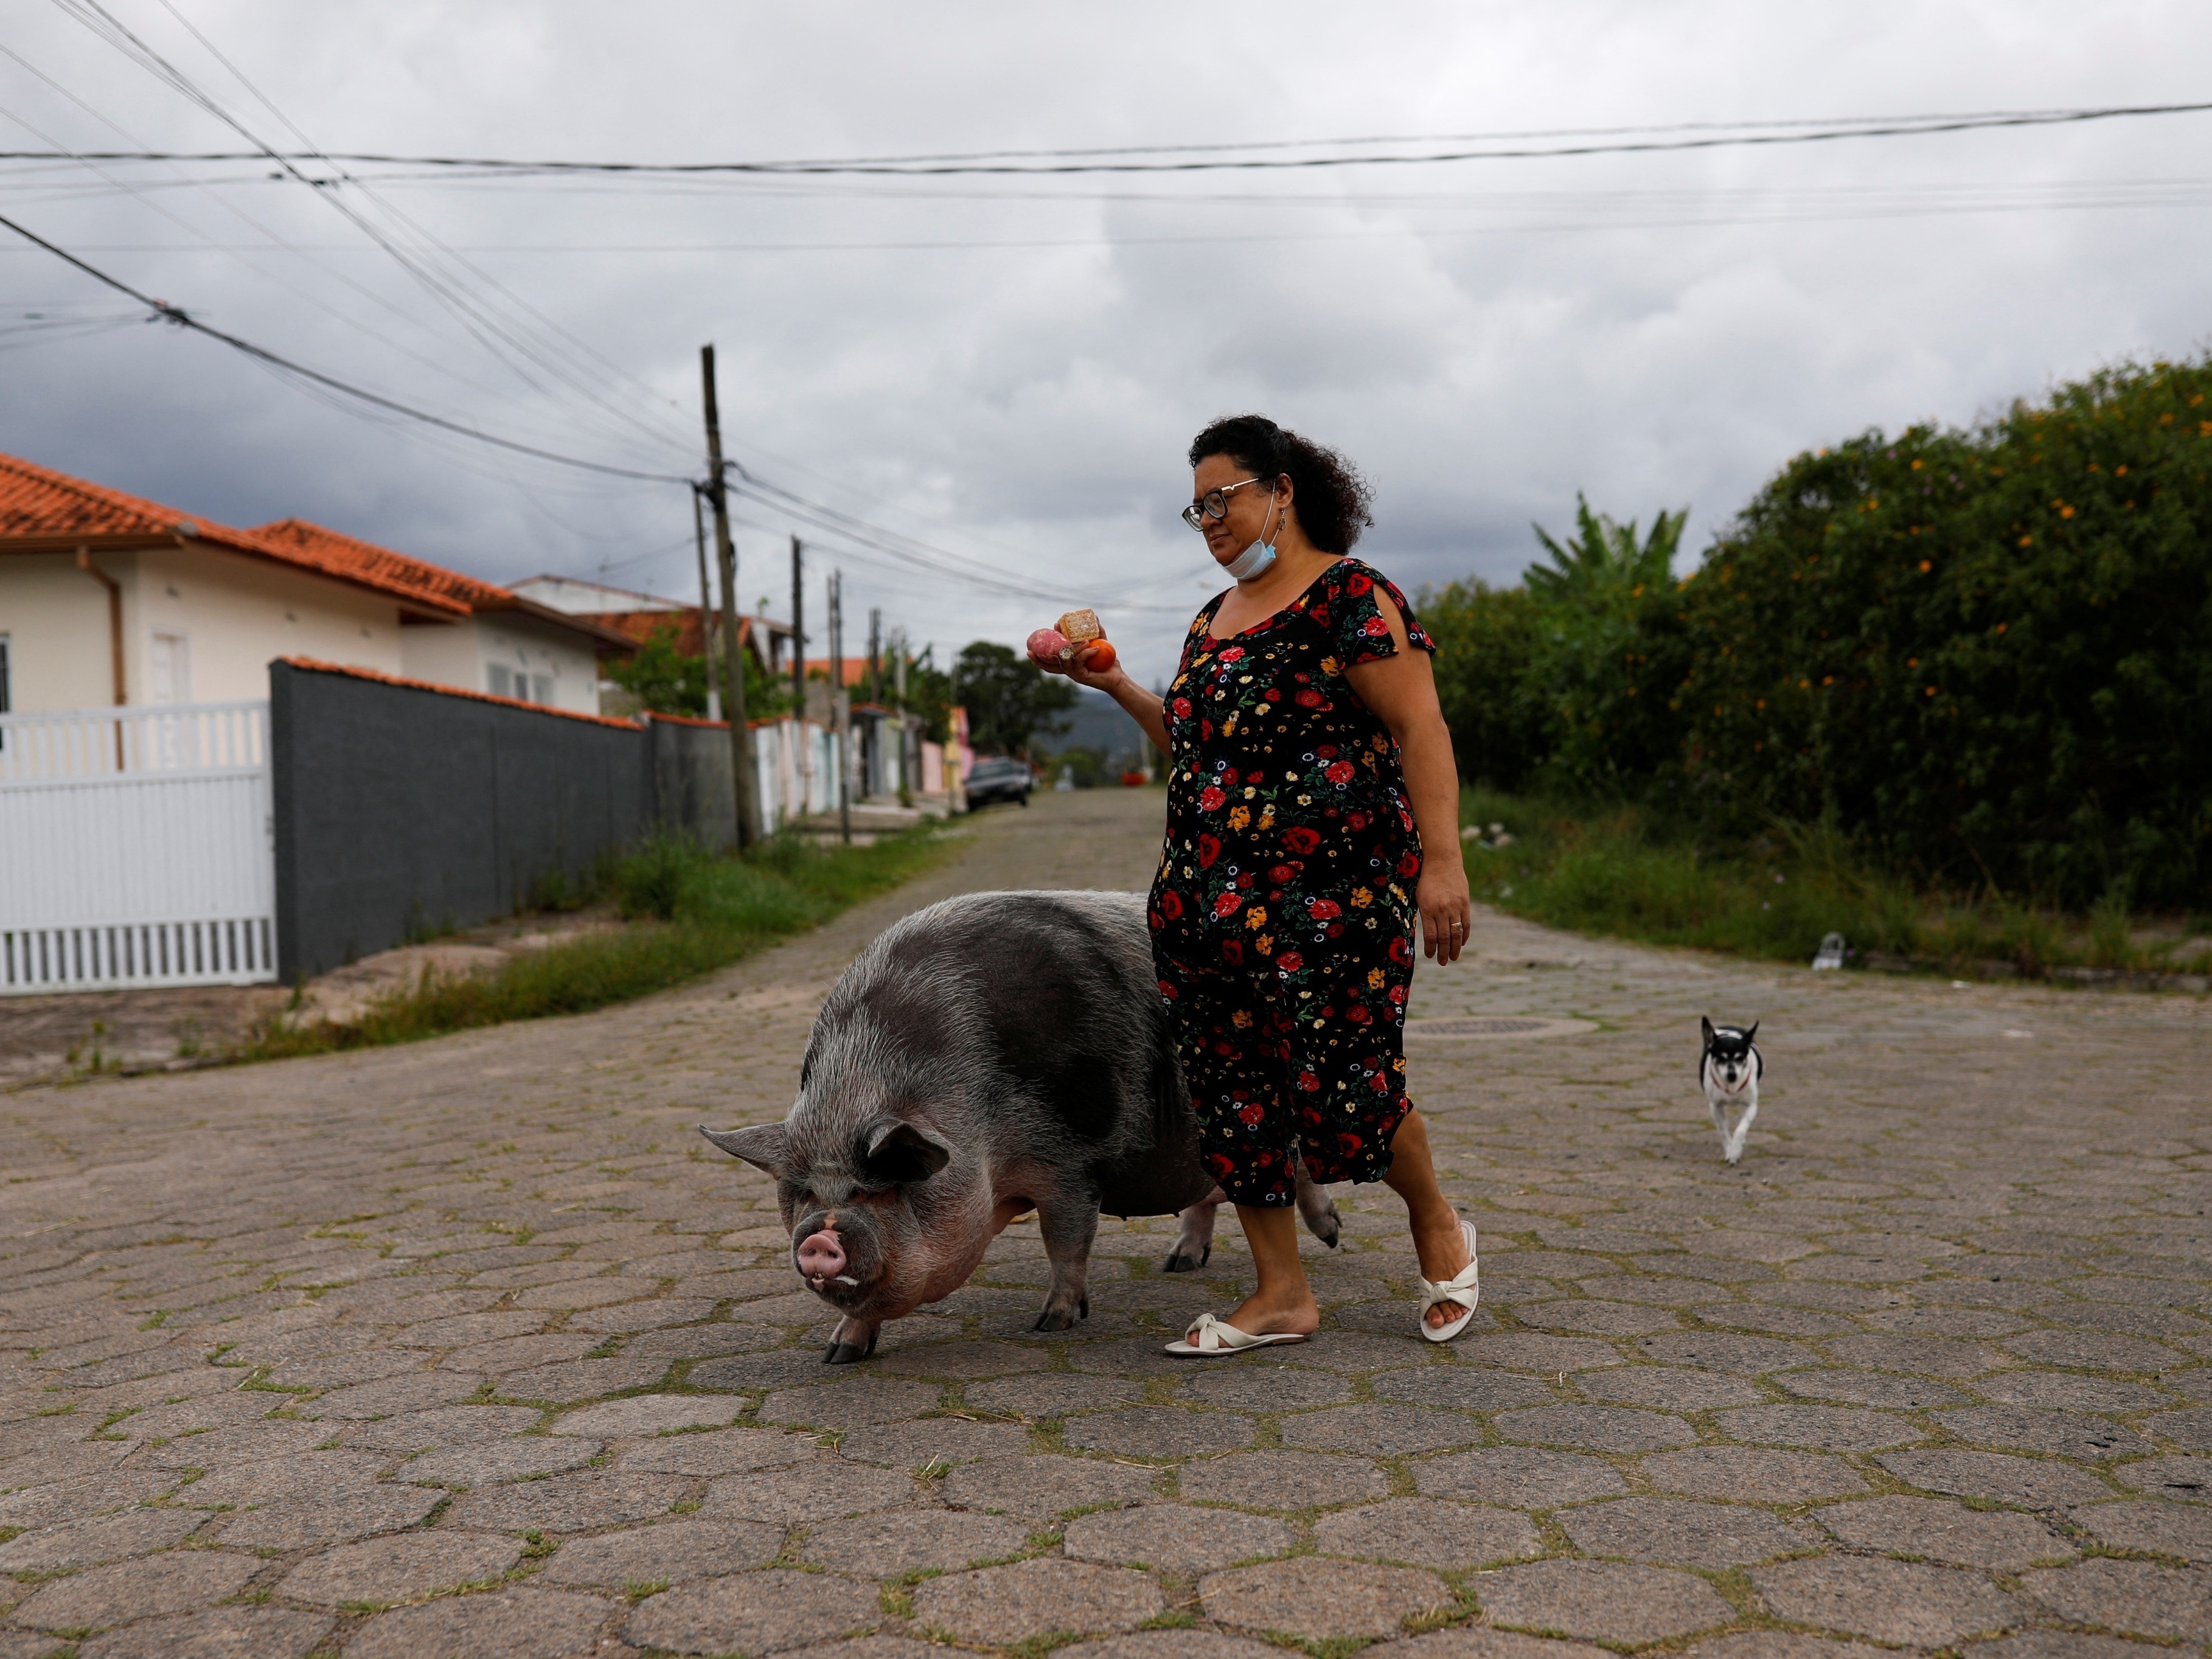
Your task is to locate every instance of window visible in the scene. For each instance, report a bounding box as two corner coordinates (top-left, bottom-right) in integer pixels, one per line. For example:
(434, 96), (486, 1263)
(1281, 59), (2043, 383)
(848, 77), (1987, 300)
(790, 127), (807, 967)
(531, 673), (554, 705)
(1, 634), (10, 752)
(488, 664), (515, 698)
(149, 632), (190, 704)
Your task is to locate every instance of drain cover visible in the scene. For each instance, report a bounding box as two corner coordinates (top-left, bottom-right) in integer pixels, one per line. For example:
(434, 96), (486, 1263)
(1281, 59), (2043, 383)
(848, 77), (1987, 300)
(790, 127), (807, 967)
(1404, 1015), (1597, 1039)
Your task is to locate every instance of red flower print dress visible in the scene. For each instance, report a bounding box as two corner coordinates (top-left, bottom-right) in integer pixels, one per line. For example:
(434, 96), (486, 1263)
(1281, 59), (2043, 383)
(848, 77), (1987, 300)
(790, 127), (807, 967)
(1146, 557), (1436, 1206)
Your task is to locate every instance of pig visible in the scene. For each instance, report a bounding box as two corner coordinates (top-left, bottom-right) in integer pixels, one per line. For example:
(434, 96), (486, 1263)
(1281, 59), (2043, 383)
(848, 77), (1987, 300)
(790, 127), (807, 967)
(701, 889), (1339, 1362)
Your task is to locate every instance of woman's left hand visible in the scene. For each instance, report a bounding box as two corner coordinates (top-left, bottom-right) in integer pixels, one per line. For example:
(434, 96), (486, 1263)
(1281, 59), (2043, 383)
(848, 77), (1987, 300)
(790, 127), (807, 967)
(1417, 866), (1474, 965)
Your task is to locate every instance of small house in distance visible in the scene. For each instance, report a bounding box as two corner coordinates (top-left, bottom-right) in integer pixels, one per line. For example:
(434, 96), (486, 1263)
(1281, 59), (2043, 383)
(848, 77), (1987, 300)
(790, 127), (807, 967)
(0, 451), (630, 717)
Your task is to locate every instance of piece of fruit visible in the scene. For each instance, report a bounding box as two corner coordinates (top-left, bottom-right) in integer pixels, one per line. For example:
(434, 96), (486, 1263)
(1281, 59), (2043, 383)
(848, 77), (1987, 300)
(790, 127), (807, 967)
(1028, 627), (1070, 667)
(1081, 639), (1117, 672)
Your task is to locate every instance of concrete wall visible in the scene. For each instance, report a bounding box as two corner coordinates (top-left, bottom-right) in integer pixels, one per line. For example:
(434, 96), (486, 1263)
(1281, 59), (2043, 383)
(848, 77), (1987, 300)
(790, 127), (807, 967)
(271, 661), (646, 979)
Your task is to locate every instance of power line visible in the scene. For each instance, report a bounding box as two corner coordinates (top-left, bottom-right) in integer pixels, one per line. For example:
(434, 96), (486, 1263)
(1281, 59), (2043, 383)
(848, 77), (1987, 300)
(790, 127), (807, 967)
(0, 206), (691, 482)
(2, 99), (2206, 177)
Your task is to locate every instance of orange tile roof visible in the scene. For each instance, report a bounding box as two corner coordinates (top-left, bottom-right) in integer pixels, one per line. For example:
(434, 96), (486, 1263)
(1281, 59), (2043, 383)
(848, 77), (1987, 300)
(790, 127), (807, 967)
(0, 451), (470, 616)
(256, 518), (504, 615)
(804, 656), (875, 687)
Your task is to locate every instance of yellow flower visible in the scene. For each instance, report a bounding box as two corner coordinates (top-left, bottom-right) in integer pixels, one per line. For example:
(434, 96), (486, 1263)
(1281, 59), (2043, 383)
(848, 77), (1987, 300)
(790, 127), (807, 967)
(1254, 934), (1273, 955)
(1227, 806), (1251, 830)
(1351, 887), (1372, 908)
(1367, 966), (1386, 990)
(1245, 906), (1268, 930)
(1231, 1009), (1254, 1030)
(1257, 807), (1275, 830)
(1320, 656), (1341, 675)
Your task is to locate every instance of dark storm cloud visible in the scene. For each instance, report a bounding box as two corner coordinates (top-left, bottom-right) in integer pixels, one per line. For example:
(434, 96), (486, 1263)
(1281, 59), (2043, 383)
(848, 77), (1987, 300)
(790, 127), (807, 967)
(4, 1), (2210, 683)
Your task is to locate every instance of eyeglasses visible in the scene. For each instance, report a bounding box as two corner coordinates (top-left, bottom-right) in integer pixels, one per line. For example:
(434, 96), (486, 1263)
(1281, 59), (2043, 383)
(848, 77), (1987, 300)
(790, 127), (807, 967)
(1181, 476), (1272, 530)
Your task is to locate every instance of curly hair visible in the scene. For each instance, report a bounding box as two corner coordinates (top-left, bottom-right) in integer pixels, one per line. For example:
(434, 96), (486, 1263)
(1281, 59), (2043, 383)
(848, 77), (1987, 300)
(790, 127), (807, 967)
(1188, 414), (1374, 554)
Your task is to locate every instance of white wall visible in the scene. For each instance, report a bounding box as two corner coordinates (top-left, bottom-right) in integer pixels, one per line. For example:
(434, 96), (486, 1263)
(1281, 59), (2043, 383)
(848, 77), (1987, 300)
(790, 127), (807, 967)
(397, 611), (602, 714)
(0, 545), (403, 714)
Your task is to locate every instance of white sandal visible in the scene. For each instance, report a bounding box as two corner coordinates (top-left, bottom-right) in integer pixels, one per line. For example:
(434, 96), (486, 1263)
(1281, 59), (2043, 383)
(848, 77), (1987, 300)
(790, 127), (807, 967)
(1419, 1218), (1481, 1344)
(1164, 1313), (1310, 1357)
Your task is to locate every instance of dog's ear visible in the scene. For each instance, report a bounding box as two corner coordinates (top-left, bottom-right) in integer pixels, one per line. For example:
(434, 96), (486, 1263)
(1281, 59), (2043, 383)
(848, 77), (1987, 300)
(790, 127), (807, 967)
(1700, 1015), (1716, 1045)
(1744, 1021), (1759, 1043)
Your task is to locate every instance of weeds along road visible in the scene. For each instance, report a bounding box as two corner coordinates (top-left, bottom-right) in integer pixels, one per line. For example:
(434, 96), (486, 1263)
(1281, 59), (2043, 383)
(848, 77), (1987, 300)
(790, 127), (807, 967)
(2, 787), (2210, 1656)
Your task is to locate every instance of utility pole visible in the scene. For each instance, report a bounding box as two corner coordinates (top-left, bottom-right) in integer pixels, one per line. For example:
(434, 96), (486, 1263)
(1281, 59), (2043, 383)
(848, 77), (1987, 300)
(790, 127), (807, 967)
(829, 570), (850, 844)
(691, 486), (719, 723)
(700, 345), (760, 848)
(788, 535), (807, 809)
(867, 607), (882, 708)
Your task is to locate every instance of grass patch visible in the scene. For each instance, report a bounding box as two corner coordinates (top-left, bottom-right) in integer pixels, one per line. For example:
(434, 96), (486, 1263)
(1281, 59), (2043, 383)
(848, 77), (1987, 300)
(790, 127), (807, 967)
(235, 826), (949, 1062)
(1462, 787), (2212, 980)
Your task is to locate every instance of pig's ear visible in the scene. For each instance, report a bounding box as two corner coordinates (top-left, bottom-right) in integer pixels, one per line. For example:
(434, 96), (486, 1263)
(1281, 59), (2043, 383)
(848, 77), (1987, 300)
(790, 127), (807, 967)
(861, 1120), (952, 1186)
(699, 1122), (791, 1177)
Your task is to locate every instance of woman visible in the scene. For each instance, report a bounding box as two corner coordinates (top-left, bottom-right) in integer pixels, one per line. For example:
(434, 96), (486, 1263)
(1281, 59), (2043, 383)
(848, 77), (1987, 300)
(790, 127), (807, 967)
(1050, 414), (1478, 1351)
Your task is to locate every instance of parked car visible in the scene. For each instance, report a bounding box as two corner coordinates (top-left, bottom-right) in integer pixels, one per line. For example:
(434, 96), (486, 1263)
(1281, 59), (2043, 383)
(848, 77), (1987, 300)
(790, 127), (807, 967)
(964, 755), (1033, 809)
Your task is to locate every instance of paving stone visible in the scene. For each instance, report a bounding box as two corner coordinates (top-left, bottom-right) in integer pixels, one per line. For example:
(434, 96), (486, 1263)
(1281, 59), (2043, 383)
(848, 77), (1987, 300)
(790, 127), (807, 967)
(1824, 1335), (2002, 1377)
(1579, 1367), (1767, 1410)
(552, 1393), (744, 1437)
(1933, 1405), (2154, 1460)
(124, 1421), (332, 1469)
(1202, 1556), (1452, 1639)
(1776, 1369), (1971, 1408)
(914, 1557), (1164, 1644)
(1562, 1496), (1811, 1567)
(2023, 1558), (2212, 1639)
(1682, 1638), (1892, 1659)
(1180, 1449), (1391, 1510)
(303, 1371), (485, 1419)
(1063, 1408), (1256, 1458)
(2115, 1455), (2212, 1499)
(1367, 1632), (1612, 1659)
(277, 1529), (522, 1607)
(1065, 1338), (1212, 1379)
(966, 1374), (1144, 1416)
(1478, 1559), (1734, 1644)
(179, 1451), (393, 1508)
(1370, 1368), (1555, 1411)
(567, 1297), (720, 1333)
(1467, 1334), (1623, 1374)
(1059, 1634), (1284, 1659)
(513, 1275), (665, 1310)
(1980, 1373), (2174, 1413)
(0, 1508), (204, 1570)
(1716, 1404), (1925, 1450)
(840, 1417), (1032, 1467)
(404, 1436), (601, 1486)
(346, 1588), (610, 1659)
(388, 1312), (547, 1349)
(2068, 1497), (2212, 1561)
(1964, 1635), (2172, 1659)
(1702, 1304), (1862, 1338)
(75, 1605), (333, 1659)
(1753, 1555), (2023, 1646)
(1495, 1404), (1694, 1452)
(1645, 1446), (1868, 1501)
(437, 1334), (598, 1375)
(2146, 1407), (2212, 1449)
(690, 1348), (863, 1389)
(1877, 1449), (2115, 1506)
(212, 1484), (443, 1548)
(1635, 1332), (1818, 1372)
(796, 1508), (1029, 1576)
(1416, 1445), (1626, 1507)
(448, 1469), (689, 1532)
(497, 1357), (669, 1401)
(762, 1377), (940, 1428)
(1178, 1366), (1352, 1410)
(11, 1551), (260, 1630)
(787, 1642), (972, 1659)
(1278, 1403), (1484, 1455)
(338, 1404), (541, 1450)
(616, 1425), (819, 1475)
(699, 1458), (917, 1522)
(538, 1517), (781, 1585)
(1064, 1503), (1291, 1573)
(2003, 1330), (2185, 1372)
(942, 1455), (1160, 1518)
(1520, 1300), (1683, 1336)
(1817, 1495), (2074, 1569)
(0, 1470), (178, 1530)
(872, 1339), (1051, 1379)
(1312, 1496), (1541, 1569)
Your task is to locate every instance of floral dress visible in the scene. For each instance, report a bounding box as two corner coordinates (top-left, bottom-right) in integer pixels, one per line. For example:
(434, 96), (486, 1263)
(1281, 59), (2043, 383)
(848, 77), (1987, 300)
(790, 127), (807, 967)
(1147, 557), (1435, 1206)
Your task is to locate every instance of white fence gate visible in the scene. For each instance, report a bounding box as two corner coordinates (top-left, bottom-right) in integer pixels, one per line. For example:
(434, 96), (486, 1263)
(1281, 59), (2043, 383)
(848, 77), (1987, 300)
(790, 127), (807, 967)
(0, 701), (277, 993)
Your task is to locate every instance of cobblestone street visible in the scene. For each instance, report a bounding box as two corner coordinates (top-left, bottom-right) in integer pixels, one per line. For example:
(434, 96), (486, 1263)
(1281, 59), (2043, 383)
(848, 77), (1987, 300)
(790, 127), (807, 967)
(3, 788), (2209, 1659)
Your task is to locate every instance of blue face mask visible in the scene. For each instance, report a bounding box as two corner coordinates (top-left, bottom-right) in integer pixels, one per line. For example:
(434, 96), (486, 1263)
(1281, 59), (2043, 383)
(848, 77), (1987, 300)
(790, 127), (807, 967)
(1222, 490), (1279, 582)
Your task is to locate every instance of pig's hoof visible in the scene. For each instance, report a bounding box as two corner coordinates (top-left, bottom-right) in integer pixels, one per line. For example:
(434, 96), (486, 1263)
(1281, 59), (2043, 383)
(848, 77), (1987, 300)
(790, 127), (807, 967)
(1031, 1307), (1078, 1333)
(1161, 1245), (1209, 1273)
(1317, 1210), (1342, 1249)
(1079, 1296), (1090, 1320)
(821, 1330), (878, 1365)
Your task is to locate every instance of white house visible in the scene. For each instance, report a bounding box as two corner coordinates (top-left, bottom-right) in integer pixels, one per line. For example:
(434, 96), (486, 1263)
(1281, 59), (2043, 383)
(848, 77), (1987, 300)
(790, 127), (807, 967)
(0, 451), (629, 718)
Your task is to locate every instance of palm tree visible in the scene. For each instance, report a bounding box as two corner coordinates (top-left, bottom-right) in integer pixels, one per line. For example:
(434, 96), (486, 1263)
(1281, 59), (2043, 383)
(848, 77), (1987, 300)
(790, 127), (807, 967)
(1526, 494), (1686, 605)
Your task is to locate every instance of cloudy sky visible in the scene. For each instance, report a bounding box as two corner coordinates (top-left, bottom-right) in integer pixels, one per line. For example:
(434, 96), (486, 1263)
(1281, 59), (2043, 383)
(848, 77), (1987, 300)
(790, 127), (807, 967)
(5, 1), (2210, 684)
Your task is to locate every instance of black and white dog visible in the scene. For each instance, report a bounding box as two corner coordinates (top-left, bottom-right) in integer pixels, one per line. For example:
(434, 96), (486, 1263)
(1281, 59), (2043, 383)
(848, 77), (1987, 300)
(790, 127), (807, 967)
(1700, 1017), (1763, 1164)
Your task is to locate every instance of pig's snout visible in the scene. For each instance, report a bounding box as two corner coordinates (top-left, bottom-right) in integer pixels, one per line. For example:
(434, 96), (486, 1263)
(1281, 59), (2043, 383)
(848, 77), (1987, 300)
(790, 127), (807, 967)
(796, 1228), (848, 1284)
